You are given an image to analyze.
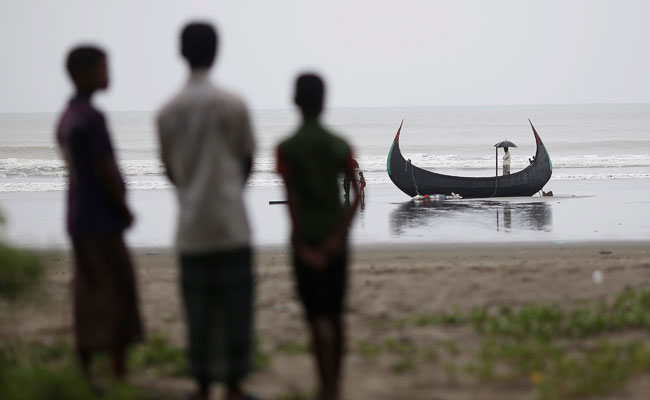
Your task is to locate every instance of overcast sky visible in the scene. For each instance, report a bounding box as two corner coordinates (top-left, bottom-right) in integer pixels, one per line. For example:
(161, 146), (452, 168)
(1, 0), (649, 113)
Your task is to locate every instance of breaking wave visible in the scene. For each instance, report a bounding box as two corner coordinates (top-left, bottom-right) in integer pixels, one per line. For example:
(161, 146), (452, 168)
(2, 154), (650, 192)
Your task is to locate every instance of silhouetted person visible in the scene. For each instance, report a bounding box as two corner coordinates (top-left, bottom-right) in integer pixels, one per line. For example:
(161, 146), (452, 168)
(56, 46), (143, 381)
(503, 147), (511, 175)
(156, 23), (256, 400)
(342, 158), (360, 199)
(343, 173), (351, 198)
(358, 171), (366, 203)
(276, 74), (360, 400)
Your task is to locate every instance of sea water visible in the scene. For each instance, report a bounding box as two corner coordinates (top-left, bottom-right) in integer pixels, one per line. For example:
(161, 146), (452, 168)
(1, 105), (650, 246)
(2, 104), (650, 193)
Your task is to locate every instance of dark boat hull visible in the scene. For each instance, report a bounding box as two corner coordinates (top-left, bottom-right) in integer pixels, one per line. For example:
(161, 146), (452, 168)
(387, 121), (552, 198)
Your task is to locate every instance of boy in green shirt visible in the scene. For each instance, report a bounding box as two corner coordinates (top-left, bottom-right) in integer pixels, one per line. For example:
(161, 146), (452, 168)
(277, 74), (359, 400)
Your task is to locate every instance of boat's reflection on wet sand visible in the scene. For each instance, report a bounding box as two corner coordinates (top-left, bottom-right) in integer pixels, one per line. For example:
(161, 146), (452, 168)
(390, 197), (553, 238)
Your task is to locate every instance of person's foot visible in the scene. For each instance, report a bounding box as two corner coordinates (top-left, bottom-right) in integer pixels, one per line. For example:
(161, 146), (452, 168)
(186, 391), (209, 400)
(225, 391), (261, 400)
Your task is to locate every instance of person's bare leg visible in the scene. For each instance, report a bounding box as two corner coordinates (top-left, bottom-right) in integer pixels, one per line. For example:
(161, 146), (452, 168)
(224, 380), (245, 400)
(77, 348), (92, 377)
(310, 316), (340, 400)
(188, 377), (210, 400)
(309, 321), (327, 400)
(332, 315), (345, 396)
(110, 346), (127, 379)
(78, 349), (105, 395)
(200, 377), (210, 400)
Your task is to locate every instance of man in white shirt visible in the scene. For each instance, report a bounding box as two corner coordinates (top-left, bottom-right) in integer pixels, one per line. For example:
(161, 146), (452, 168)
(503, 147), (511, 175)
(157, 22), (256, 400)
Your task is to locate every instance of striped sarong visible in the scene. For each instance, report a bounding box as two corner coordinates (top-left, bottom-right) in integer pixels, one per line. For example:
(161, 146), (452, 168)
(179, 247), (253, 383)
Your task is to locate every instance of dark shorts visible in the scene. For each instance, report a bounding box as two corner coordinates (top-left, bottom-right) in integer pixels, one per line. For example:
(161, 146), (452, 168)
(179, 246), (253, 383)
(293, 251), (348, 320)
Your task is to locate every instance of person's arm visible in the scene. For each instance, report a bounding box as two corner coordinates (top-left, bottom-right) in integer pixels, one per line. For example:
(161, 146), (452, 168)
(92, 115), (133, 226)
(276, 149), (299, 239)
(277, 148), (327, 268)
(95, 156), (133, 226)
(161, 139), (175, 185)
(242, 155), (253, 182)
(156, 113), (176, 185)
(238, 103), (255, 183)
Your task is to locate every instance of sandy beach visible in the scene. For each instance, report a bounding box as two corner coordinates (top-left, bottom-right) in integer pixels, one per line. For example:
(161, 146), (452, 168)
(3, 242), (650, 399)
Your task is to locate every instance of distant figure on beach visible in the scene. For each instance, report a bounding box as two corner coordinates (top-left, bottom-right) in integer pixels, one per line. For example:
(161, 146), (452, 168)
(358, 170), (366, 203)
(276, 73), (360, 400)
(343, 159), (360, 199)
(503, 147), (511, 175)
(157, 23), (256, 400)
(56, 46), (143, 380)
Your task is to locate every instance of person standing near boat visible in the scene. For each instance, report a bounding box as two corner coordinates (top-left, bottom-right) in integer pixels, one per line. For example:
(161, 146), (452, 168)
(503, 147), (511, 175)
(277, 73), (360, 400)
(358, 170), (366, 203)
(342, 158), (359, 199)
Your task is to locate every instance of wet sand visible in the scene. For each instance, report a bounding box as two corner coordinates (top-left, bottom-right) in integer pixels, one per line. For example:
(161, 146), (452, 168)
(3, 242), (650, 399)
(3, 178), (650, 248)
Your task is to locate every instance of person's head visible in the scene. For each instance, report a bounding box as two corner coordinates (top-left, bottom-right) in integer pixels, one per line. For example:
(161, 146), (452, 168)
(294, 73), (325, 119)
(66, 46), (108, 93)
(359, 171), (364, 177)
(504, 147), (509, 152)
(181, 22), (218, 70)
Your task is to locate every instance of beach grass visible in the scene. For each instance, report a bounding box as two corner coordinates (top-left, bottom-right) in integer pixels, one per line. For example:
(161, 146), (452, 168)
(401, 287), (650, 339)
(386, 288), (650, 399)
(0, 243), (43, 301)
(0, 209), (43, 301)
(0, 339), (156, 400)
(128, 333), (186, 377)
(3, 289), (650, 399)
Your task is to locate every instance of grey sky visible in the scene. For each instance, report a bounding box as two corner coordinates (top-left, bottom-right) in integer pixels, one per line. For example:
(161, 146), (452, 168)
(1, 0), (649, 112)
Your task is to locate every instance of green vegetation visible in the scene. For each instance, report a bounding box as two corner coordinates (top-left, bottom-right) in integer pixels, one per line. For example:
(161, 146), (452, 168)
(128, 333), (186, 377)
(469, 338), (650, 399)
(0, 339), (156, 400)
(254, 338), (272, 372)
(275, 340), (310, 355)
(0, 209), (42, 301)
(384, 338), (417, 373)
(0, 333), (277, 399)
(350, 289), (650, 398)
(356, 339), (383, 359)
(404, 289), (650, 340)
(395, 288), (650, 399)
(0, 243), (43, 301)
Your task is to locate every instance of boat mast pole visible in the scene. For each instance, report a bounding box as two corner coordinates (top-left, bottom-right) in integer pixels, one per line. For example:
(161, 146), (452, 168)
(495, 147), (498, 177)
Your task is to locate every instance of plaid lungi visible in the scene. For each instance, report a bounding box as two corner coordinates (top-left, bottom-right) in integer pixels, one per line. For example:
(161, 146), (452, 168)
(179, 247), (253, 383)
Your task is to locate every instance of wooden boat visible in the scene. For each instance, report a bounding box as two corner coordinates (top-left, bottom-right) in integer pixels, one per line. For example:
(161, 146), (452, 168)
(387, 120), (552, 198)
